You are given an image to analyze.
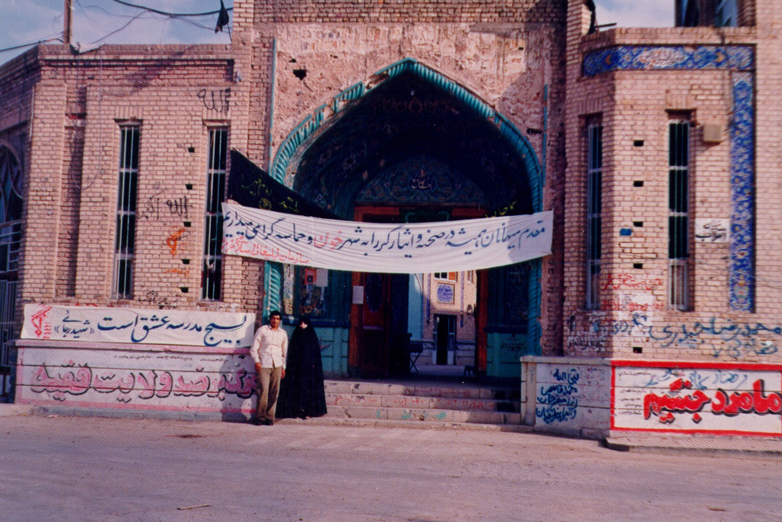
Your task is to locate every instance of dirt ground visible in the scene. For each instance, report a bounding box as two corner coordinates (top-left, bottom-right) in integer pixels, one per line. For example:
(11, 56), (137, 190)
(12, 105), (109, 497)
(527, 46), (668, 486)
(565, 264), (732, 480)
(1, 414), (781, 522)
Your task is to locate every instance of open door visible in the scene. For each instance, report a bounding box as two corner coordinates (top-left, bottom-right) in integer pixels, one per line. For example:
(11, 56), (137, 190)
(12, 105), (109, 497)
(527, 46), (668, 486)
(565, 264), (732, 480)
(475, 269), (489, 376)
(348, 207), (408, 377)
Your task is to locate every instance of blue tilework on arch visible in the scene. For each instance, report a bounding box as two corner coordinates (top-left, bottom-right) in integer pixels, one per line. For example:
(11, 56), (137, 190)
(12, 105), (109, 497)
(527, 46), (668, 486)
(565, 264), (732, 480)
(582, 45), (755, 311)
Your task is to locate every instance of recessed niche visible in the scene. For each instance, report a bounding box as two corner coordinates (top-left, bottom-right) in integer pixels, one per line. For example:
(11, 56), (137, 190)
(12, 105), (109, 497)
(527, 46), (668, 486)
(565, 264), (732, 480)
(633, 180), (644, 187)
(633, 140), (644, 147)
(633, 263), (643, 269)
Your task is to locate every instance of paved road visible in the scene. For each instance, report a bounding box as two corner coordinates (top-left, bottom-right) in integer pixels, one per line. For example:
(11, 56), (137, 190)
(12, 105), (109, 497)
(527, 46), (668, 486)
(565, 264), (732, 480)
(1, 415), (781, 522)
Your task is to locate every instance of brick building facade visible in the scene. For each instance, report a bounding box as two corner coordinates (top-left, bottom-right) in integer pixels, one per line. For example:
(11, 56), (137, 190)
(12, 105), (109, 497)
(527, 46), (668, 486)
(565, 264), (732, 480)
(1, 0), (780, 437)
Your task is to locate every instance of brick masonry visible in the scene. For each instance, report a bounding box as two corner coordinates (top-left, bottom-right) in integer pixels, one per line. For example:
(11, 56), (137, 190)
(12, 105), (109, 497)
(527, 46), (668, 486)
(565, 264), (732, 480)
(1, 0), (780, 387)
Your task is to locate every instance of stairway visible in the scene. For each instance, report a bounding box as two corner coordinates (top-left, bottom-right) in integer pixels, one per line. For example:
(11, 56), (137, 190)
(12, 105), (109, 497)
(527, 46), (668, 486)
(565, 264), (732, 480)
(320, 379), (527, 431)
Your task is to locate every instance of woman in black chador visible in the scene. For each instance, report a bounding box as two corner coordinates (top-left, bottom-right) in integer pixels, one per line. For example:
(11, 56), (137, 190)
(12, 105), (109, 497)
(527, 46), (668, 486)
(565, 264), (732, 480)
(276, 317), (328, 419)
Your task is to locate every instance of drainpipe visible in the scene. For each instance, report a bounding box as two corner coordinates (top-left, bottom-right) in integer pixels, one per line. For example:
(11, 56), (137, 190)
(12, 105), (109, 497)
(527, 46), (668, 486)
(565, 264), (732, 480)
(268, 37), (277, 172)
(541, 84), (548, 186)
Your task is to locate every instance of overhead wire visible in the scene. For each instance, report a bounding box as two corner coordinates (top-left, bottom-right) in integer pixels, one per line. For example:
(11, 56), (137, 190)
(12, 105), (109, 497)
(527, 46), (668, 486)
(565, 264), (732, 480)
(110, 0), (233, 17)
(0, 38), (62, 55)
(70, 0), (232, 45)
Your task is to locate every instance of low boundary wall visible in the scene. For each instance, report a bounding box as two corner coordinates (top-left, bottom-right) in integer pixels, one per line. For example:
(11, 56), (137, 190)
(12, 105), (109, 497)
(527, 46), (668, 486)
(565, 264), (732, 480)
(521, 357), (782, 439)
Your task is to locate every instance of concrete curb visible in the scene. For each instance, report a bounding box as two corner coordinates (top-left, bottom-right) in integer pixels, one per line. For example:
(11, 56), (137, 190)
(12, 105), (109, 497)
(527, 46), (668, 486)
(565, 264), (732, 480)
(603, 436), (782, 457)
(0, 403), (35, 417)
(4, 402), (782, 453)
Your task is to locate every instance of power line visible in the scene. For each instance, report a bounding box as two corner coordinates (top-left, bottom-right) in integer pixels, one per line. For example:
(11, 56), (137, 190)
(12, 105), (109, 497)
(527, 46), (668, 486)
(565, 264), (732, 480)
(0, 38), (63, 55)
(111, 0), (233, 17)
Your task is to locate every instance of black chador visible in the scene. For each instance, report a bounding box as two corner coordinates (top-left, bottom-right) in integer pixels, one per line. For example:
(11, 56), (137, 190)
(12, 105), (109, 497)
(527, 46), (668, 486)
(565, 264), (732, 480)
(276, 317), (328, 419)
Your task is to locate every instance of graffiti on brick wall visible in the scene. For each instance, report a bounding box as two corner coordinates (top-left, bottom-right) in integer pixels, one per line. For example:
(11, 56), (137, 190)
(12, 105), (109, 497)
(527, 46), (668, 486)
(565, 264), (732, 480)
(164, 267), (191, 277)
(600, 293), (665, 313)
(140, 191), (191, 222)
(198, 88), (230, 114)
(600, 273), (664, 292)
(647, 317), (780, 358)
(536, 368), (579, 424)
(138, 290), (177, 309)
(613, 366), (782, 434)
(570, 313), (781, 359)
(167, 226), (190, 256)
(598, 273), (664, 312)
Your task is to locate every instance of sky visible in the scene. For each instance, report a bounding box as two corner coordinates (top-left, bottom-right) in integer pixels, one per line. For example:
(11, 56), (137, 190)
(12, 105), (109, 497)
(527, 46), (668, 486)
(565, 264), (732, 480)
(0, 0), (674, 62)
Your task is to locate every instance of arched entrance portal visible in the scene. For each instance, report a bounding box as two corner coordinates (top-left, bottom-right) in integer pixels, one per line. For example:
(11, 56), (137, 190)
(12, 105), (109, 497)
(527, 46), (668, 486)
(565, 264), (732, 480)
(269, 59), (543, 380)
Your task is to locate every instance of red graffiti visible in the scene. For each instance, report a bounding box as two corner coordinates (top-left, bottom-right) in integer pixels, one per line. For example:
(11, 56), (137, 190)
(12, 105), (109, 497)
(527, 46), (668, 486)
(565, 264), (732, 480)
(222, 237), (310, 264)
(167, 227), (188, 256)
(30, 306), (53, 338)
(31, 363), (92, 400)
(28, 363), (256, 403)
(644, 378), (782, 424)
(644, 378), (711, 423)
(601, 273), (664, 292)
(712, 379), (782, 416)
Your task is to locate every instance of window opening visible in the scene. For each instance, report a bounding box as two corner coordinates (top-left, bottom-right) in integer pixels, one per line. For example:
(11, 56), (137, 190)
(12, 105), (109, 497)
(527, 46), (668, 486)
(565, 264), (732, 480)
(434, 272), (457, 281)
(0, 146), (23, 388)
(202, 127), (228, 301)
(112, 125), (139, 299)
(669, 120), (690, 310)
(716, 0), (738, 27)
(585, 120), (602, 310)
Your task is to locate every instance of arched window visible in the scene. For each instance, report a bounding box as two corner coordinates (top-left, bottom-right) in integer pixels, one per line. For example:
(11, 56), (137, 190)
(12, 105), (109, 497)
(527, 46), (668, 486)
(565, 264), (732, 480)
(0, 146), (23, 278)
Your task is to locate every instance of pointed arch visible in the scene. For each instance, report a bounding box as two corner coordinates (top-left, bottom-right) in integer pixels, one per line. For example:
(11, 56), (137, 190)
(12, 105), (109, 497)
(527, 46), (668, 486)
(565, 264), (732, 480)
(271, 58), (543, 212)
(264, 59), (546, 360)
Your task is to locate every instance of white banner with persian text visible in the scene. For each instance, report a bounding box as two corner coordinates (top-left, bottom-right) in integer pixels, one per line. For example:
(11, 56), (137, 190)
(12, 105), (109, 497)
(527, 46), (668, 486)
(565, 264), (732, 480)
(221, 203), (553, 273)
(22, 304), (256, 347)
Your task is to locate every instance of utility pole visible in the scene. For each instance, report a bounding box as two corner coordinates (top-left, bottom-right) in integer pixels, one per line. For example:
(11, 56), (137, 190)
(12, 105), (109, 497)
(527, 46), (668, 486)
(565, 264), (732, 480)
(64, 0), (73, 45)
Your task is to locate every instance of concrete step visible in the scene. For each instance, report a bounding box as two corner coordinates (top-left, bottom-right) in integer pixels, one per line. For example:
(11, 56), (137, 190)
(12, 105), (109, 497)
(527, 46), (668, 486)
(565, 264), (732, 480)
(325, 405), (521, 425)
(323, 380), (521, 427)
(325, 380), (520, 401)
(326, 392), (516, 412)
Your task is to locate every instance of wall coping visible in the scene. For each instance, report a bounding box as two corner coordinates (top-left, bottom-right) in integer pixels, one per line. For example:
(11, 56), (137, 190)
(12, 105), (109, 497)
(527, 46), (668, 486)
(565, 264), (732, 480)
(520, 356), (610, 366)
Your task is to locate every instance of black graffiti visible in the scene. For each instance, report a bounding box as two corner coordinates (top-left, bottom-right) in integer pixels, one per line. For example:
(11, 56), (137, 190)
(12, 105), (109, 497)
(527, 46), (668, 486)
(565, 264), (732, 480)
(198, 88), (231, 114)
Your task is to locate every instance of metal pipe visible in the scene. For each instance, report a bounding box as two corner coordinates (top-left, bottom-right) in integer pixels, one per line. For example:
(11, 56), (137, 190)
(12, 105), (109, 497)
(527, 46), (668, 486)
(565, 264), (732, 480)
(64, 0), (73, 45)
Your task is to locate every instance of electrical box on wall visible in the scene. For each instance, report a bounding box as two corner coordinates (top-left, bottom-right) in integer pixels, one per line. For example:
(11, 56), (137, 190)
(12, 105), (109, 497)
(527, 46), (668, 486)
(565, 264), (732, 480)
(702, 123), (723, 143)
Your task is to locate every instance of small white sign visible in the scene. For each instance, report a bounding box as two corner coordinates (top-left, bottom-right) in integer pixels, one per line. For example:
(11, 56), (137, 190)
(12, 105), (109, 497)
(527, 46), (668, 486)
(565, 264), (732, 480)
(352, 286), (364, 305)
(316, 268), (329, 287)
(695, 218), (729, 243)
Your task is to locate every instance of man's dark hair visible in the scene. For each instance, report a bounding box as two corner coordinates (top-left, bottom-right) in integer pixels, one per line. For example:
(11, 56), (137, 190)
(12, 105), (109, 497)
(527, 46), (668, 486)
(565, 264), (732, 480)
(268, 310), (282, 319)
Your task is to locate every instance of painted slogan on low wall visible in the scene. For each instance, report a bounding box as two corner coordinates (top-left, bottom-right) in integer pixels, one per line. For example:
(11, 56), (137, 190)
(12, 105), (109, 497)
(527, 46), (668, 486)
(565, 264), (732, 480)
(612, 362), (782, 436)
(527, 362), (611, 429)
(22, 304), (255, 347)
(16, 347), (256, 414)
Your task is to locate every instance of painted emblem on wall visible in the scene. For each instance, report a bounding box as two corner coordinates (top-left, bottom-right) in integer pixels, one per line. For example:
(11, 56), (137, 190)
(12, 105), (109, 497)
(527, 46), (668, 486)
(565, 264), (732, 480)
(437, 283), (455, 304)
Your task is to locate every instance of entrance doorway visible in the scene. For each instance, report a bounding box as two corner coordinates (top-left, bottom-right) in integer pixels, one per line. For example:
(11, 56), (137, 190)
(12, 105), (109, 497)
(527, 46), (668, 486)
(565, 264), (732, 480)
(278, 62), (542, 379)
(434, 314), (456, 365)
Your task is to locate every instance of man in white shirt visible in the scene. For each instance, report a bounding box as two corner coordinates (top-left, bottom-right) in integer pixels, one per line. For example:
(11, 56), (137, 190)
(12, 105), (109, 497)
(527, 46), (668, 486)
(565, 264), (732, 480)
(249, 310), (288, 425)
